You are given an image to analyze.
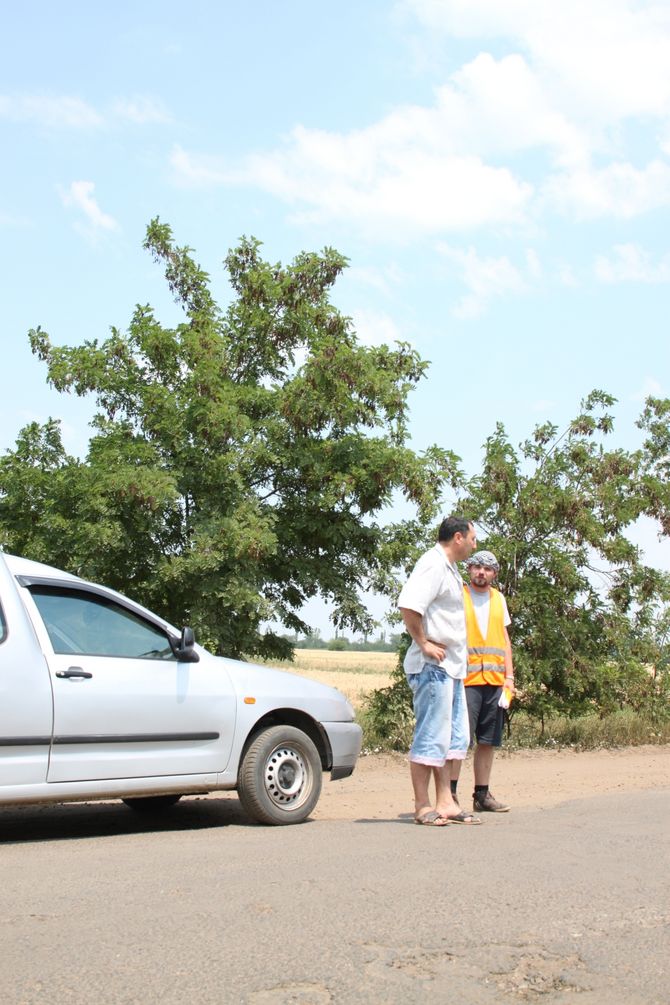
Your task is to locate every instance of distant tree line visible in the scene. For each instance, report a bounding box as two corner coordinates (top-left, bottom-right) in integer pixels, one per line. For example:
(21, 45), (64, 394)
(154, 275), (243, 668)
(285, 631), (403, 653)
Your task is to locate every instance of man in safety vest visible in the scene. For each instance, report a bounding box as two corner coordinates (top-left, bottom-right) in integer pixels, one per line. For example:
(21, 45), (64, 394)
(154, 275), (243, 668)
(450, 549), (515, 813)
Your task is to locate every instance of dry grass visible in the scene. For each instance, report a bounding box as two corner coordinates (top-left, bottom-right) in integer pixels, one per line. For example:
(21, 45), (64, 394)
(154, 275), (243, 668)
(289, 649), (396, 674)
(260, 648), (395, 708)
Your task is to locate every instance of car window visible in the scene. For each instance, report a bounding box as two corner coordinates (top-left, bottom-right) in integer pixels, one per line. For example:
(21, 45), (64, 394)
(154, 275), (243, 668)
(0, 602), (6, 644)
(29, 587), (176, 660)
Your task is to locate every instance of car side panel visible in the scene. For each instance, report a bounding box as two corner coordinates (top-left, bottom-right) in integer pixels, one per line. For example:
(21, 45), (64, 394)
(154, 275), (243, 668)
(0, 773), (218, 806)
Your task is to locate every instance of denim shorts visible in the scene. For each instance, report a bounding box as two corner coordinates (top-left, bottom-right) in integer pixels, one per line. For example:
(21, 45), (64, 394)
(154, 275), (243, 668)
(405, 664), (470, 767)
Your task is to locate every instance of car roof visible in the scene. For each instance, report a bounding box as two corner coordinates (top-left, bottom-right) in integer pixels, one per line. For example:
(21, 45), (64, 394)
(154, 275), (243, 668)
(1, 552), (177, 635)
(3, 553), (82, 582)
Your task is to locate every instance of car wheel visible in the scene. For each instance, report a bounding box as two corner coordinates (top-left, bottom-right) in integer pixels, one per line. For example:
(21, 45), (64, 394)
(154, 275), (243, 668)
(238, 725), (323, 825)
(122, 794), (183, 812)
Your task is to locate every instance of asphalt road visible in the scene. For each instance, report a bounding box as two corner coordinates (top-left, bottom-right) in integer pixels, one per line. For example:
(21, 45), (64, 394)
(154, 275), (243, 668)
(1, 789), (668, 1004)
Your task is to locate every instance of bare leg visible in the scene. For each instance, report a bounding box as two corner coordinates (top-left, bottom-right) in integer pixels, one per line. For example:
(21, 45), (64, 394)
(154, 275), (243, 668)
(448, 757), (463, 805)
(433, 763), (461, 817)
(473, 743), (495, 787)
(410, 761), (435, 819)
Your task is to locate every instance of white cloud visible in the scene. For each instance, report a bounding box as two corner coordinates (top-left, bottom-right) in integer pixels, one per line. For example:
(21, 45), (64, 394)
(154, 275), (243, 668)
(435, 52), (589, 168)
(402, 0), (670, 121)
(556, 263), (578, 287)
(0, 93), (172, 129)
(171, 126), (532, 239)
(630, 377), (663, 402)
(346, 263), (405, 295)
(661, 126), (670, 158)
(545, 160), (670, 219)
(595, 244), (670, 284)
(437, 243), (531, 318)
(170, 145), (231, 185)
(111, 96), (172, 124)
(168, 1), (670, 241)
(530, 398), (557, 413)
(351, 309), (404, 347)
(401, 1), (670, 226)
(0, 94), (102, 128)
(525, 248), (542, 279)
(59, 181), (119, 234)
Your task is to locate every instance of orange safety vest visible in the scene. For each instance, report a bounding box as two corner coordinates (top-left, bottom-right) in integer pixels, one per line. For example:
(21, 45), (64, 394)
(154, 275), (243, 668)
(463, 585), (507, 687)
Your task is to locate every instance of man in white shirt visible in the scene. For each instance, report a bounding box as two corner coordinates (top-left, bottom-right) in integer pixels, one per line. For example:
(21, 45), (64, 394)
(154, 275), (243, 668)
(398, 515), (479, 826)
(450, 550), (515, 813)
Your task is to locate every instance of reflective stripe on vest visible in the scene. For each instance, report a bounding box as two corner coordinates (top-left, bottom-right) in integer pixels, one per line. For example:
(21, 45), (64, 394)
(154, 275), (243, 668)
(463, 585), (506, 687)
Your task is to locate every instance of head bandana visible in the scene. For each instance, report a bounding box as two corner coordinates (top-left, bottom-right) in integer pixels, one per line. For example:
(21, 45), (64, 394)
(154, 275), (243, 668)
(466, 549), (499, 571)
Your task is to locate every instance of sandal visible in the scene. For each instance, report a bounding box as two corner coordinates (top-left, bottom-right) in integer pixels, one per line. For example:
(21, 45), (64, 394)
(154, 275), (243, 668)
(414, 810), (450, 827)
(444, 810), (482, 825)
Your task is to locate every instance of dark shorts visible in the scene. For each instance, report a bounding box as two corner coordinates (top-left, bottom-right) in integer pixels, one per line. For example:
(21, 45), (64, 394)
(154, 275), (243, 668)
(465, 684), (505, 747)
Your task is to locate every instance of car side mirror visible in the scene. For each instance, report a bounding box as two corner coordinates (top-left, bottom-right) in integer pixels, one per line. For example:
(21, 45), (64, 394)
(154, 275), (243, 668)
(171, 626), (200, 663)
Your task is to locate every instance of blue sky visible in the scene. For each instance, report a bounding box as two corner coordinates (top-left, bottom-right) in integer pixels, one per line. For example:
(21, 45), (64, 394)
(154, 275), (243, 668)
(2, 1), (670, 634)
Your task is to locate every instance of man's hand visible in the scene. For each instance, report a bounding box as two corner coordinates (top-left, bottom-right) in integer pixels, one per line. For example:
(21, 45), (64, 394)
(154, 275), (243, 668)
(400, 608), (446, 665)
(421, 639), (446, 664)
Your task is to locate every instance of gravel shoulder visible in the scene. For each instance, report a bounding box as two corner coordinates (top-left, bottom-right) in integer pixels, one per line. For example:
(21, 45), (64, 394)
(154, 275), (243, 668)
(314, 744), (670, 820)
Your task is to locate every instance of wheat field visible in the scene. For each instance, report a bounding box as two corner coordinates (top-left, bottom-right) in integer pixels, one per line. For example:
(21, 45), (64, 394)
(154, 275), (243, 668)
(261, 648), (395, 708)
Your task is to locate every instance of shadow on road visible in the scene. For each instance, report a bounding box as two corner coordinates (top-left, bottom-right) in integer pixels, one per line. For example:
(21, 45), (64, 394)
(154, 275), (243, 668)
(0, 793), (254, 844)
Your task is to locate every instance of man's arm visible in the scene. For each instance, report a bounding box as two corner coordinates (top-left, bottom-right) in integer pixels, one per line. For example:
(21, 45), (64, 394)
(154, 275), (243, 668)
(400, 607), (446, 665)
(503, 626), (515, 695)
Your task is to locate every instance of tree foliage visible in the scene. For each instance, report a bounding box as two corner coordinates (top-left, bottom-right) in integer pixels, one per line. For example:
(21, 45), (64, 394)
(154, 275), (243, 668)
(363, 391), (670, 738)
(457, 390), (670, 721)
(0, 221), (460, 658)
(3, 222), (670, 725)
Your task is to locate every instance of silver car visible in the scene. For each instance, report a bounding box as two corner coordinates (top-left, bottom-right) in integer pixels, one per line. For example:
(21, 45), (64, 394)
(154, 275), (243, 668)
(0, 552), (362, 825)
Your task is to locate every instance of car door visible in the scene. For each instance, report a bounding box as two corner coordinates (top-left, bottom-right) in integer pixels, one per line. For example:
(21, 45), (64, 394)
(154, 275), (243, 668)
(24, 584), (236, 783)
(0, 573), (53, 787)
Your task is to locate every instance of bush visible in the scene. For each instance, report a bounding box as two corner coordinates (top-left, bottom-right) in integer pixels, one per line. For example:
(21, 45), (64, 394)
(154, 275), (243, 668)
(359, 635), (414, 751)
(361, 642), (670, 752)
(327, 637), (347, 651)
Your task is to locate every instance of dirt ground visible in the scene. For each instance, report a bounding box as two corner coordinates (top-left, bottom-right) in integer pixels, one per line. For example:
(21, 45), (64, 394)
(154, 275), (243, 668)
(313, 744), (670, 820)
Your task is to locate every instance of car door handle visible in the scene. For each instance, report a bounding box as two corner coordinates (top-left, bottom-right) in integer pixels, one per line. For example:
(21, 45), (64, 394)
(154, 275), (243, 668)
(55, 667), (93, 679)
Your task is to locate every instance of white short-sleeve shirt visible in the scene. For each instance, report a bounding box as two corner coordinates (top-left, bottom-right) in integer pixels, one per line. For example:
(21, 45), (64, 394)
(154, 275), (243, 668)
(398, 544), (467, 679)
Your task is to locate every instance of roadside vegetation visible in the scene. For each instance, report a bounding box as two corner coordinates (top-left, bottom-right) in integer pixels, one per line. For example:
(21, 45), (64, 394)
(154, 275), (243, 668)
(2, 222), (670, 752)
(261, 649), (670, 752)
(361, 646), (670, 753)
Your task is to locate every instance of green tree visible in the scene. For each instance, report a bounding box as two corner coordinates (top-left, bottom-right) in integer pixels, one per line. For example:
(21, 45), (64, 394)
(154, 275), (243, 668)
(458, 390), (670, 722)
(2, 220), (460, 659)
(0, 418), (179, 589)
(363, 391), (670, 742)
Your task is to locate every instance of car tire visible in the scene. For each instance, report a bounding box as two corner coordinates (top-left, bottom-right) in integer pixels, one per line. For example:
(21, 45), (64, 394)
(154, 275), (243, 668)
(238, 725), (323, 825)
(121, 794), (183, 812)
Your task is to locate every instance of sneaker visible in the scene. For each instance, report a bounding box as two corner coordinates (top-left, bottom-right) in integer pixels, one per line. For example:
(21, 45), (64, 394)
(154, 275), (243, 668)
(473, 791), (510, 813)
